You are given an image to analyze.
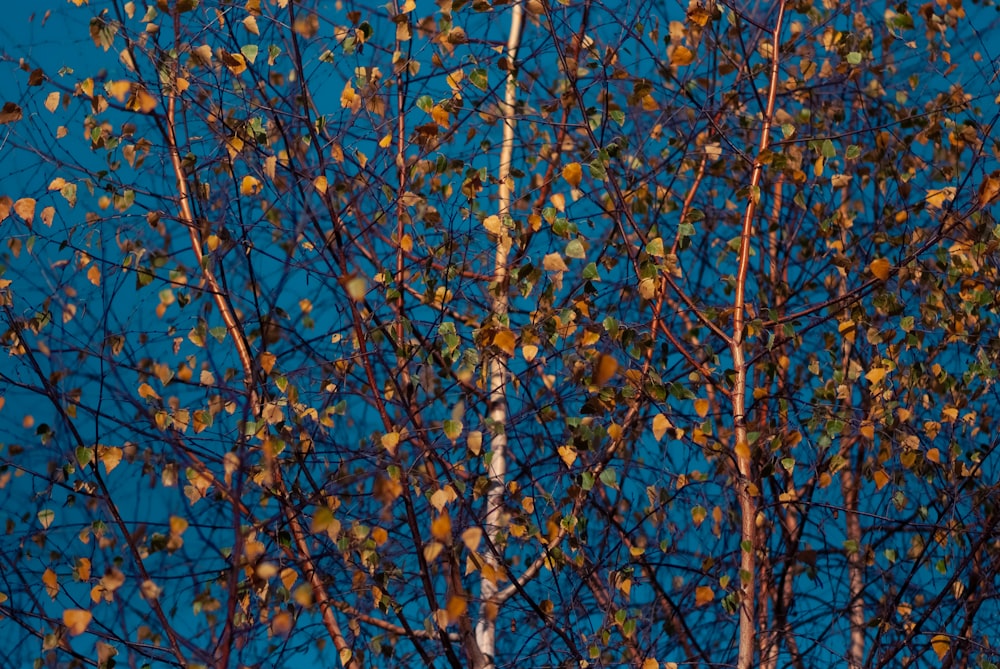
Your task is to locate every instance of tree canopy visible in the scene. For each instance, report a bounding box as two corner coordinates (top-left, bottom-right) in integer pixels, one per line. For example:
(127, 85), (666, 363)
(1, 0), (1000, 667)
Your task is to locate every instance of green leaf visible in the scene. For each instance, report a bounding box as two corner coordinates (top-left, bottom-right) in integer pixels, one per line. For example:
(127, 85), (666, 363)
(588, 161), (607, 181)
(469, 68), (488, 90)
(76, 446), (94, 467)
(599, 468), (618, 490)
(565, 238), (586, 259)
(241, 44), (259, 64)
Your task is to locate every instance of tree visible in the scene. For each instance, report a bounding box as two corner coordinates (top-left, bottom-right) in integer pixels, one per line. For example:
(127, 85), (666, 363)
(1, 0), (999, 667)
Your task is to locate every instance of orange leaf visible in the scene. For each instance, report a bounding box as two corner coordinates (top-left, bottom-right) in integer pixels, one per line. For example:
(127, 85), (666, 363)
(694, 585), (714, 606)
(694, 398), (709, 418)
(98, 446), (122, 473)
(593, 353), (618, 386)
(280, 567), (298, 591)
(271, 610), (293, 636)
(240, 175), (261, 196)
(43, 568), (59, 598)
(869, 258), (891, 281)
(670, 45), (695, 66)
(931, 634), (950, 660)
(431, 513), (452, 543)
(492, 329), (516, 356)
(63, 609), (93, 636)
(562, 162), (583, 188)
(14, 198), (35, 225)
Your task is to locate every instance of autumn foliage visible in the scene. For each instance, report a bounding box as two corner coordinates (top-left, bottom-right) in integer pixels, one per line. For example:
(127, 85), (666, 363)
(1, 0), (999, 668)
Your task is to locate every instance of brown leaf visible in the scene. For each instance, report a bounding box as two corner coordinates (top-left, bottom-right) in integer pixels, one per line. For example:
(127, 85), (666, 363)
(0, 102), (23, 124)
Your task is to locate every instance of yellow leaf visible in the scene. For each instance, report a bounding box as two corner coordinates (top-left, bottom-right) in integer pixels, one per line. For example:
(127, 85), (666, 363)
(543, 252), (569, 272)
(107, 80), (131, 102)
(550, 192), (566, 212)
(694, 398), (709, 418)
(925, 187), (955, 210)
(694, 585), (714, 606)
(670, 45), (695, 66)
(735, 440), (751, 461)
(313, 175), (328, 194)
(558, 445), (577, 467)
(431, 513), (452, 542)
(339, 648), (354, 666)
(926, 448), (941, 463)
(243, 15), (260, 35)
(381, 431), (400, 455)
(129, 88), (158, 114)
(642, 659), (659, 669)
(492, 329), (516, 356)
(45, 91), (60, 112)
(563, 162), (583, 188)
(467, 430), (482, 455)
(240, 175), (261, 196)
(423, 541), (444, 562)
(99, 446), (122, 473)
(378, 133), (392, 148)
(865, 367), (887, 384)
(400, 234), (413, 252)
(280, 567), (298, 591)
(87, 265), (101, 286)
(873, 470), (889, 490)
(341, 81), (358, 109)
(593, 353), (618, 386)
(869, 258), (891, 281)
(63, 609), (93, 636)
(461, 527), (483, 551)
(446, 68), (464, 91)
(483, 214), (503, 236)
(430, 104), (450, 128)
(931, 634), (950, 660)
(221, 50), (247, 75)
(371, 527), (389, 546)
(839, 319), (856, 342)
(652, 413), (672, 441)
(170, 516), (188, 535)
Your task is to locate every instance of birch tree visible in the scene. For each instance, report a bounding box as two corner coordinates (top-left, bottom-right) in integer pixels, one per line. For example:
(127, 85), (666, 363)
(1, 0), (999, 668)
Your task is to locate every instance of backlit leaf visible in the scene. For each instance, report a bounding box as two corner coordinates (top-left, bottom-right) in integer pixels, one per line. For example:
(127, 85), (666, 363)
(63, 609), (93, 636)
(869, 258), (891, 281)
